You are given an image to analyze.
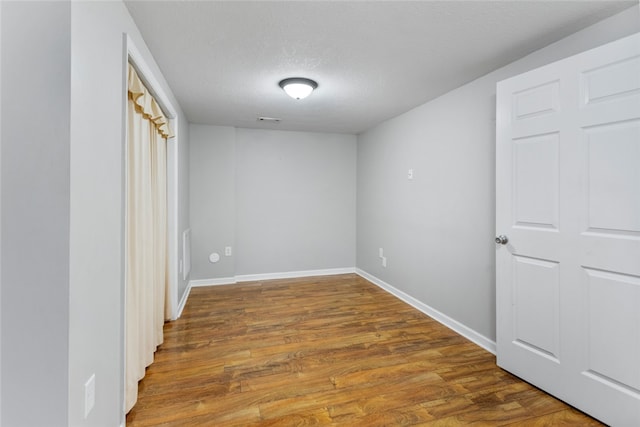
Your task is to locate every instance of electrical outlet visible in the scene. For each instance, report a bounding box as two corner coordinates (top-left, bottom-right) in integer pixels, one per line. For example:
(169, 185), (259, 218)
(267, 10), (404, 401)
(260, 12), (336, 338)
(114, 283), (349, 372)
(225, 246), (232, 256)
(378, 248), (384, 258)
(408, 168), (414, 180)
(84, 374), (95, 419)
(381, 257), (387, 267)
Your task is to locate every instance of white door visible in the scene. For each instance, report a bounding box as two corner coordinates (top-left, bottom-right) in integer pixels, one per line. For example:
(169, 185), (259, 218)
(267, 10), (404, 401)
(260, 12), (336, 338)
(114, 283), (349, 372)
(496, 33), (640, 427)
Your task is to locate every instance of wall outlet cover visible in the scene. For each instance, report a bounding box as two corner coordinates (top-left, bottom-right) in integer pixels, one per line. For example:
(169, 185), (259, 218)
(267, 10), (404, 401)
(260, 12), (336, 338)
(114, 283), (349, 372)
(84, 374), (96, 419)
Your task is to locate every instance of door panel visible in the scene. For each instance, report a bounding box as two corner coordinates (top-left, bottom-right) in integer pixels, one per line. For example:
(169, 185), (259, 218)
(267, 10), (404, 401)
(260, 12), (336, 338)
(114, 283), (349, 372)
(513, 133), (559, 230)
(584, 268), (640, 393)
(513, 256), (560, 361)
(585, 121), (640, 233)
(497, 33), (640, 426)
(513, 80), (560, 120)
(574, 36), (640, 426)
(582, 56), (640, 103)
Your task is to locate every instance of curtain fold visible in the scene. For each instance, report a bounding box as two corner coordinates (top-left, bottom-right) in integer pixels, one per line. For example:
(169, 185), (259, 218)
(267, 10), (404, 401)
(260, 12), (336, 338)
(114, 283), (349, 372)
(127, 64), (174, 139)
(126, 63), (170, 413)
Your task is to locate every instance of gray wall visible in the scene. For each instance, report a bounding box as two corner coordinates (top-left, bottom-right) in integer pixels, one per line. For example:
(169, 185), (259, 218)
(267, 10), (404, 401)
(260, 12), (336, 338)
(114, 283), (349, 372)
(190, 125), (236, 280)
(236, 129), (357, 275)
(69, 2), (189, 426)
(1, 2), (71, 426)
(0, 3), (2, 420)
(356, 5), (640, 343)
(0, 1), (188, 424)
(189, 126), (357, 280)
(177, 124), (191, 299)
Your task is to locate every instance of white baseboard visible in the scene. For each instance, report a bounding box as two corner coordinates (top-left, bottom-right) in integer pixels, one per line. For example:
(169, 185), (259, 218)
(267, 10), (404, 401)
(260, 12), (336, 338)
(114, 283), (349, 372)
(355, 268), (496, 355)
(176, 282), (192, 318)
(190, 276), (237, 287)
(235, 267), (355, 283)
(188, 268), (356, 289)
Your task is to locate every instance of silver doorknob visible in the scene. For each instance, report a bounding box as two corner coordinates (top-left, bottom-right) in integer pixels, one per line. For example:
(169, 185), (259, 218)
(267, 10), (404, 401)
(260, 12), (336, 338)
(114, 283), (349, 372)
(495, 235), (509, 245)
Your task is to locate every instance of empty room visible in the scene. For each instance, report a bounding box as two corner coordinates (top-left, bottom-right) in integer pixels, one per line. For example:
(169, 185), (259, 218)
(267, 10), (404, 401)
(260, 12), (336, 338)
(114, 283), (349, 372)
(1, 1), (639, 426)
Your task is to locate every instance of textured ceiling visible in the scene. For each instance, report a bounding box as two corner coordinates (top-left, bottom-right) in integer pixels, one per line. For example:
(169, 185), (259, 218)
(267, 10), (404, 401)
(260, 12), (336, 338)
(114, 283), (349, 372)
(125, 1), (635, 134)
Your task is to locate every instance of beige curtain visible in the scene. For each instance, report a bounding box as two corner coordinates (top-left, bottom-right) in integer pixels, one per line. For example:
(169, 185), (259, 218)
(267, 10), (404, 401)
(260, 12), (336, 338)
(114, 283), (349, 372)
(125, 63), (173, 413)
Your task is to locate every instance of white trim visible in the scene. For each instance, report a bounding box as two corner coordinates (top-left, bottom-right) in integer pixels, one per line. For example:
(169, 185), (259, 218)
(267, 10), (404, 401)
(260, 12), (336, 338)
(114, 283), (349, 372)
(355, 268), (497, 354)
(235, 267), (355, 283)
(120, 33), (129, 426)
(190, 277), (237, 287)
(123, 34), (182, 421)
(168, 109), (179, 320)
(182, 228), (191, 281)
(126, 34), (180, 320)
(126, 40), (176, 118)
(187, 268), (355, 289)
(166, 134), (179, 320)
(176, 281), (192, 318)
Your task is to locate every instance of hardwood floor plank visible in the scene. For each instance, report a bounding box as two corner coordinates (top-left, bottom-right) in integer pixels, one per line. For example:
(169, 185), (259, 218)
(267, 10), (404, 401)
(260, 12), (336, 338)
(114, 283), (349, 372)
(126, 274), (602, 426)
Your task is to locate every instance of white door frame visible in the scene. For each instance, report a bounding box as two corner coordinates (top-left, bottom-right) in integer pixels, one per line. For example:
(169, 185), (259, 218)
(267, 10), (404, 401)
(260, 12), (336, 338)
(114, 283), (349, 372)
(122, 33), (181, 419)
(125, 34), (180, 319)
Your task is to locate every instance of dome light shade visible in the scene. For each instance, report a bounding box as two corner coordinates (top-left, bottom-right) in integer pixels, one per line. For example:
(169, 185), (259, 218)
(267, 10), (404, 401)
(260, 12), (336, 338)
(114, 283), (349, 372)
(279, 78), (318, 100)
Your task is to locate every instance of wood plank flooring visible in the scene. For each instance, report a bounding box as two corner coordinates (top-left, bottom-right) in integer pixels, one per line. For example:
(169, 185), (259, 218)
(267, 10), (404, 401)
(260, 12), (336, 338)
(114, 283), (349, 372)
(126, 274), (601, 426)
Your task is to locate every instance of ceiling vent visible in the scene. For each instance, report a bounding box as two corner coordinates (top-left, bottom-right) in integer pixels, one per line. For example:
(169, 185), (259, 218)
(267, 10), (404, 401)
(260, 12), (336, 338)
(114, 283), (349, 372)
(257, 116), (281, 123)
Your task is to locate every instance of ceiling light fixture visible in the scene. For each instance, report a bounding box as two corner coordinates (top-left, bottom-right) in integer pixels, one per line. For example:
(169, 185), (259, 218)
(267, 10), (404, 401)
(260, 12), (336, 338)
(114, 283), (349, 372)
(278, 77), (318, 100)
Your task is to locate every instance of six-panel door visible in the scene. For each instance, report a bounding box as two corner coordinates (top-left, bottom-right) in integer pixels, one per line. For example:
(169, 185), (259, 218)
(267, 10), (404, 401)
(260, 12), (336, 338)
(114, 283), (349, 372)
(496, 33), (640, 426)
